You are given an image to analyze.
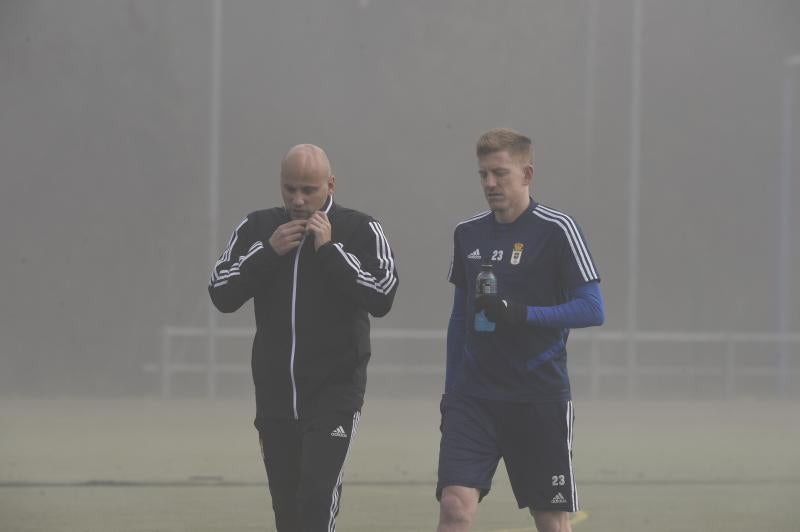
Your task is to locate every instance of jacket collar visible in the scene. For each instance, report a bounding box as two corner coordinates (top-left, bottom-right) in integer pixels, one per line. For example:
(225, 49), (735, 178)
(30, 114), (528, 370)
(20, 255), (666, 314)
(322, 195), (334, 214)
(281, 195), (335, 222)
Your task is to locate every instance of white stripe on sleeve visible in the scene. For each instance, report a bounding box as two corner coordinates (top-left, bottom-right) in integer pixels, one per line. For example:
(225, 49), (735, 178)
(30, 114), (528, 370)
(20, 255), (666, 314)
(532, 206), (598, 282)
(331, 221), (397, 295)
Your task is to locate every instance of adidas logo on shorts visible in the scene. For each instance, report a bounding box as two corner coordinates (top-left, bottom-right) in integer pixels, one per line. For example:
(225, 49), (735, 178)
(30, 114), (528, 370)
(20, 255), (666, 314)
(330, 425), (348, 438)
(467, 248), (481, 260)
(551, 492), (568, 504)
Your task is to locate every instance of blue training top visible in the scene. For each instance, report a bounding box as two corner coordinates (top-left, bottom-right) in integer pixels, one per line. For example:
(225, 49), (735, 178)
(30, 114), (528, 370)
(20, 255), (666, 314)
(447, 199), (602, 402)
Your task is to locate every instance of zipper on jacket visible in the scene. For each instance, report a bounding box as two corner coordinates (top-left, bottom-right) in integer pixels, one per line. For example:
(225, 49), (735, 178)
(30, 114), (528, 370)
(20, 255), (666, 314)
(288, 197), (333, 420)
(289, 234), (306, 420)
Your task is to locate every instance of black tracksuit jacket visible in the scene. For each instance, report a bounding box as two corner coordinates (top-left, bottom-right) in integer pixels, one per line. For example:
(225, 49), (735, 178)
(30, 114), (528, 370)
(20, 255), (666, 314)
(208, 197), (398, 421)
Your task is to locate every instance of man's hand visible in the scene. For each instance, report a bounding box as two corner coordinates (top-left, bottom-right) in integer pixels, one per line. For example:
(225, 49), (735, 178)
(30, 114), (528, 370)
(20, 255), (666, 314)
(306, 211), (332, 251)
(269, 219), (308, 255)
(475, 295), (527, 327)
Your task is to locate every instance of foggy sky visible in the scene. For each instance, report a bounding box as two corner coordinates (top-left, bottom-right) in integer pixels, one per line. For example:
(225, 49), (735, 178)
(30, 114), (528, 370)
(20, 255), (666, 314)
(1, 0), (798, 395)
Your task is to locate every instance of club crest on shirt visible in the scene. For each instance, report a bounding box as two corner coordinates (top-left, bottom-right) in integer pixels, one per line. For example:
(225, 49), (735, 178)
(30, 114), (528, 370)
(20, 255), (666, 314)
(510, 242), (524, 265)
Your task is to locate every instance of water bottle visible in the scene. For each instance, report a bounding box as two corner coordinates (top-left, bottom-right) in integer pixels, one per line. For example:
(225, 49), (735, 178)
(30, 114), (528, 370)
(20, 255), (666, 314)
(474, 263), (498, 332)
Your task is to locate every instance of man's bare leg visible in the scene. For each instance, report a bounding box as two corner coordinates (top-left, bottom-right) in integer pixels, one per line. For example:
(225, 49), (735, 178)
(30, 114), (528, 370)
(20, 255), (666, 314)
(437, 485), (480, 532)
(531, 510), (572, 532)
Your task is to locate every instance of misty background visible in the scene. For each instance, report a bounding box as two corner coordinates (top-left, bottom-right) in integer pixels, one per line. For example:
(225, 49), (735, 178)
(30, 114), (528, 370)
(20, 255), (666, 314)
(1, 0), (798, 399)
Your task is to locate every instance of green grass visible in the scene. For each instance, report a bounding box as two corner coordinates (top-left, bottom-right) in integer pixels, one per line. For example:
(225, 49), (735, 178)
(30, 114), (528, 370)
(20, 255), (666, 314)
(2, 396), (799, 531)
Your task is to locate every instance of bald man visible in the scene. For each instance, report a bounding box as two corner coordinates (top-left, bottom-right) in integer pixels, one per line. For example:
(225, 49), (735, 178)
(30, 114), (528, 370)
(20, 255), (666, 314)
(209, 144), (398, 531)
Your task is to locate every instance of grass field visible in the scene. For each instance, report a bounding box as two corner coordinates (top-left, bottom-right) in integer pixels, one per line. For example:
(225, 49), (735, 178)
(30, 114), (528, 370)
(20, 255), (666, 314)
(2, 393), (799, 531)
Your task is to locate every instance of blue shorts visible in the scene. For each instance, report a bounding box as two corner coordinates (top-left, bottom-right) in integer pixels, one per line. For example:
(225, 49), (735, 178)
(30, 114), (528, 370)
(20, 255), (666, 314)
(436, 392), (578, 511)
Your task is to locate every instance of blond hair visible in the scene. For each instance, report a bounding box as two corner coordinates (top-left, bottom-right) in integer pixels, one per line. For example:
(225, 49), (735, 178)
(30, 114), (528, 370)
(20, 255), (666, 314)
(476, 128), (533, 165)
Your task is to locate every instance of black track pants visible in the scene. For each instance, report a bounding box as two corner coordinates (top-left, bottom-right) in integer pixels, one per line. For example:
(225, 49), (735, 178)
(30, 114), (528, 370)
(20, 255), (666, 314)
(258, 410), (360, 532)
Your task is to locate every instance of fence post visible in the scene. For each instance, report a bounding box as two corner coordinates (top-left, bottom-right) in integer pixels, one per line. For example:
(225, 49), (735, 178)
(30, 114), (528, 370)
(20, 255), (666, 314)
(627, 335), (637, 400)
(725, 337), (736, 399)
(207, 331), (217, 399)
(161, 327), (171, 399)
(590, 338), (599, 399)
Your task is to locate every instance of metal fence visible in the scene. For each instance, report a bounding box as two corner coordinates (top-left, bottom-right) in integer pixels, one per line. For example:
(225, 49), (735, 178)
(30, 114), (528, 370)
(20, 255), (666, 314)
(149, 327), (800, 399)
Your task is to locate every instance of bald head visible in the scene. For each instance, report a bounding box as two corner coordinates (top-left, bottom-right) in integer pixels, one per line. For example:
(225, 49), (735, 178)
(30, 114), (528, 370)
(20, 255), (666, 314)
(279, 144), (335, 220)
(281, 144), (332, 182)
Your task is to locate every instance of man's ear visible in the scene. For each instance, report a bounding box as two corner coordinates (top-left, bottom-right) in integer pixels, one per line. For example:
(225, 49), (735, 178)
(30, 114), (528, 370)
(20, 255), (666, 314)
(328, 174), (336, 194)
(524, 164), (534, 186)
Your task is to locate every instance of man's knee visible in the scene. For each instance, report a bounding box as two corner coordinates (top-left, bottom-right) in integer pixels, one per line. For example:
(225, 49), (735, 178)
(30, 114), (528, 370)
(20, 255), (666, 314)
(297, 477), (336, 511)
(531, 510), (571, 532)
(439, 487), (478, 527)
